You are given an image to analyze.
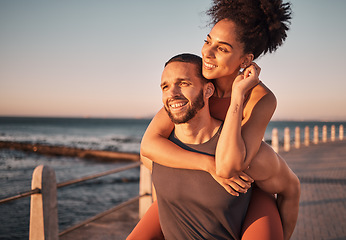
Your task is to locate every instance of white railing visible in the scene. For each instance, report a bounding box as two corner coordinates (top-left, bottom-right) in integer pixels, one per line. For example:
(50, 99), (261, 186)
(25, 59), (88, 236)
(271, 124), (344, 153)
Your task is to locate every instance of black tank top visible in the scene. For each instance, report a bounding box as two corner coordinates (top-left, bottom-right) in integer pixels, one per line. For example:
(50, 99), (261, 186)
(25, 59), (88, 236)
(152, 126), (252, 240)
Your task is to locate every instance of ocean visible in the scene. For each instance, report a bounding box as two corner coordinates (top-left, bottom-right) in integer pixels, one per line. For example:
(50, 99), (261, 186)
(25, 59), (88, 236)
(0, 117), (345, 239)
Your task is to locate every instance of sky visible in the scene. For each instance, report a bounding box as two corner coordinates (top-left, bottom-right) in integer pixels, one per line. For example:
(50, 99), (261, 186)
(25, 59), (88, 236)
(1, 0), (346, 121)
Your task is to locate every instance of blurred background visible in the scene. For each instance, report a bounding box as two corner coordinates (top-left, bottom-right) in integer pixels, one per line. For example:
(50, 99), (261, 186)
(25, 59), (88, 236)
(1, 0), (346, 120)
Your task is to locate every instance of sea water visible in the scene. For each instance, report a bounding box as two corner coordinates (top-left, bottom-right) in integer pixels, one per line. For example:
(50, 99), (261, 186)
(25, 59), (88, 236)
(0, 117), (150, 239)
(0, 117), (344, 239)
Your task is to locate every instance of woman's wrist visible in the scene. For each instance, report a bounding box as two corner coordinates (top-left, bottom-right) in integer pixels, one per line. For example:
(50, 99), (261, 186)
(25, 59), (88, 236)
(231, 89), (245, 103)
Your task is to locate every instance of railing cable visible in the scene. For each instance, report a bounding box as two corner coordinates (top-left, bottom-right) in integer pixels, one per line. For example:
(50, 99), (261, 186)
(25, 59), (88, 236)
(0, 162), (141, 205)
(0, 188), (41, 205)
(59, 192), (150, 236)
(57, 162), (141, 188)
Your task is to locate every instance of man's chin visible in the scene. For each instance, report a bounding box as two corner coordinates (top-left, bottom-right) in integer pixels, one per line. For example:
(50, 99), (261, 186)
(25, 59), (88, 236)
(169, 113), (196, 125)
(169, 116), (186, 125)
(165, 106), (197, 124)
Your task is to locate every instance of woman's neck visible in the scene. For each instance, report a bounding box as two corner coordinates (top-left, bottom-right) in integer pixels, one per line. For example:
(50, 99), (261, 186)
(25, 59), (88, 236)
(213, 71), (238, 98)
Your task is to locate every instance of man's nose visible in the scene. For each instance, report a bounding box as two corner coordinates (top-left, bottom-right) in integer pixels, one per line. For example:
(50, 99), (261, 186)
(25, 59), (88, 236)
(168, 86), (181, 97)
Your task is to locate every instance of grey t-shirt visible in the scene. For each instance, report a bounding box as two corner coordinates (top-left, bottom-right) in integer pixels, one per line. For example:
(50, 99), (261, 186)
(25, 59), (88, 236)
(152, 126), (252, 240)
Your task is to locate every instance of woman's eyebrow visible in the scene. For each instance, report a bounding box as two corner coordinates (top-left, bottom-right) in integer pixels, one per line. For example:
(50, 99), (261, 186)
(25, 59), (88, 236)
(207, 34), (233, 49)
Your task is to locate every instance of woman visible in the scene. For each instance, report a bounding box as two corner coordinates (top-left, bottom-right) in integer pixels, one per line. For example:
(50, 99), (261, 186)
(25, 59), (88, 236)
(128, 0), (294, 239)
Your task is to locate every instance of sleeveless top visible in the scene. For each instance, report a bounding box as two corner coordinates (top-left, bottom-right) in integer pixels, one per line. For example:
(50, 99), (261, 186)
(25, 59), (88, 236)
(209, 82), (260, 121)
(152, 126), (252, 240)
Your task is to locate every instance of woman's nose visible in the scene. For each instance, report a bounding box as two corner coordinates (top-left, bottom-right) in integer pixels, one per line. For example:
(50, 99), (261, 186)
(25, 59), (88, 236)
(202, 44), (215, 58)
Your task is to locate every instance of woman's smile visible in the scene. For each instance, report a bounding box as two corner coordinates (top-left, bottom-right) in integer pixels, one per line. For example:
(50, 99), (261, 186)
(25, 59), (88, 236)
(203, 61), (218, 70)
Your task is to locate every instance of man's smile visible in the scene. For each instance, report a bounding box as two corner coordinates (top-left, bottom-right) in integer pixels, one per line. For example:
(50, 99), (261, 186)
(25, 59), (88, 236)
(168, 99), (188, 112)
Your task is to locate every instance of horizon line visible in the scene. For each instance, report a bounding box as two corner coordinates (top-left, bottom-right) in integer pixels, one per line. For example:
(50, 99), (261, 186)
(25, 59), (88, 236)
(1, 115), (346, 122)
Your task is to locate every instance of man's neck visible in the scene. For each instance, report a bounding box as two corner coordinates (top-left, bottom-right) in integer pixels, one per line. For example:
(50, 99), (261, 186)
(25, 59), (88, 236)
(174, 112), (221, 145)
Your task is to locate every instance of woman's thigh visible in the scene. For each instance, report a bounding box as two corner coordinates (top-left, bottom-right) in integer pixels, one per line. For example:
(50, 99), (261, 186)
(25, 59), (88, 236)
(126, 200), (164, 240)
(241, 186), (284, 240)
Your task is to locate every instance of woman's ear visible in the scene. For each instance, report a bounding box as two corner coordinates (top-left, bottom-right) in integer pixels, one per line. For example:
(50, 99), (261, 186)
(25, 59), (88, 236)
(241, 53), (254, 68)
(204, 82), (215, 99)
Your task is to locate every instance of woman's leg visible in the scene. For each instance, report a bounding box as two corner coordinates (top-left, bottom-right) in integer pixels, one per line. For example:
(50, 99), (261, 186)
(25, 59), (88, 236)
(127, 200), (164, 240)
(241, 186), (284, 240)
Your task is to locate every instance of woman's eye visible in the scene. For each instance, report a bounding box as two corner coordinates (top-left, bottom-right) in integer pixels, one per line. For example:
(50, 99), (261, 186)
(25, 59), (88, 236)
(218, 47), (228, 52)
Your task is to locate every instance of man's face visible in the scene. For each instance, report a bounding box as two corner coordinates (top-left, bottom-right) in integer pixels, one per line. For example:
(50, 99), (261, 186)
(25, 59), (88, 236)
(161, 62), (205, 124)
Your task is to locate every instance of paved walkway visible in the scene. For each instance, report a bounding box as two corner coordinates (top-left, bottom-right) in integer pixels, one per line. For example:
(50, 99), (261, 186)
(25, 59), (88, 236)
(61, 140), (346, 240)
(280, 140), (346, 240)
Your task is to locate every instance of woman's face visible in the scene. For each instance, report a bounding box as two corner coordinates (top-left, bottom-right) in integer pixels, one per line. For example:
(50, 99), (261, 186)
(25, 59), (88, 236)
(201, 19), (247, 80)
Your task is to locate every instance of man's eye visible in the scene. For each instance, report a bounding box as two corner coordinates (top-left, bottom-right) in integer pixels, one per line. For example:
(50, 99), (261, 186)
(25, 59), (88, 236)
(204, 39), (210, 45)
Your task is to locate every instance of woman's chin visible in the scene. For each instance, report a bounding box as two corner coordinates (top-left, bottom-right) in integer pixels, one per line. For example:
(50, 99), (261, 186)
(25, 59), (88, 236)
(202, 69), (216, 80)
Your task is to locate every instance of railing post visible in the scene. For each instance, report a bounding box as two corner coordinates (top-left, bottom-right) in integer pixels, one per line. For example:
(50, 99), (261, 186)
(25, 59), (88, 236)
(30, 165), (58, 240)
(284, 127), (290, 152)
(272, 128), (279, 153)
(340, 125), (344, 140)
(331, 125), (336, 142)
(295, 127), (300, 149)
(313, 126), (319, 144)
(322, 125), (327, 143)
(139, 164), (152, 219)
(304, 126), (310, 147)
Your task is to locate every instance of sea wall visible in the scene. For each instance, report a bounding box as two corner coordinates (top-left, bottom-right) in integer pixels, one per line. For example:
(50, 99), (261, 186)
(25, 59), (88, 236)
(0, 141), (139, 162)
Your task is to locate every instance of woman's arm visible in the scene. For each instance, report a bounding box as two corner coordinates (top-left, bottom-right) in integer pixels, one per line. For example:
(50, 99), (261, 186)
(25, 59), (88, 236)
(140, 107), (215, 172)
(240, 88), (276, 168)
(215, 87), (246, 177)
(141, 107), (253, 195)
(215, 65), (276, 178)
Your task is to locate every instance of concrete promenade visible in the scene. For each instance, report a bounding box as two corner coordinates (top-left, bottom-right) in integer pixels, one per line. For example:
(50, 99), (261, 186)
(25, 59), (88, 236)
(60, 140), (346, 240)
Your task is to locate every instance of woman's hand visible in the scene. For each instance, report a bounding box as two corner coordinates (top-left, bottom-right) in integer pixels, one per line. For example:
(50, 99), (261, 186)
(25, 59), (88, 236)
(232, 63), (261, 97)
(210, 171), (253, 196)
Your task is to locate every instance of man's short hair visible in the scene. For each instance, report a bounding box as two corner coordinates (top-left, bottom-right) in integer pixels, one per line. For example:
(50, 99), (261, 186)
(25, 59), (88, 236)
(164, 53), (210, 83)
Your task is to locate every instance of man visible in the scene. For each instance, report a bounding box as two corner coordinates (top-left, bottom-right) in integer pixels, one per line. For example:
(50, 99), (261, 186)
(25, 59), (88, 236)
(151, 53), (251, 239)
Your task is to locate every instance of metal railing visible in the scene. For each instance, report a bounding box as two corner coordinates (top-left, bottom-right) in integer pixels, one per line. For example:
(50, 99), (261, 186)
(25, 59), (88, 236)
(0, 160), (152, 240)
(0, 188), (41, 205)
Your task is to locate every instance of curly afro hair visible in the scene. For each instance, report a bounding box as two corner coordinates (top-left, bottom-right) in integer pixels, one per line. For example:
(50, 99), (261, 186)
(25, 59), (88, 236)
(206, 0), (292, 59)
